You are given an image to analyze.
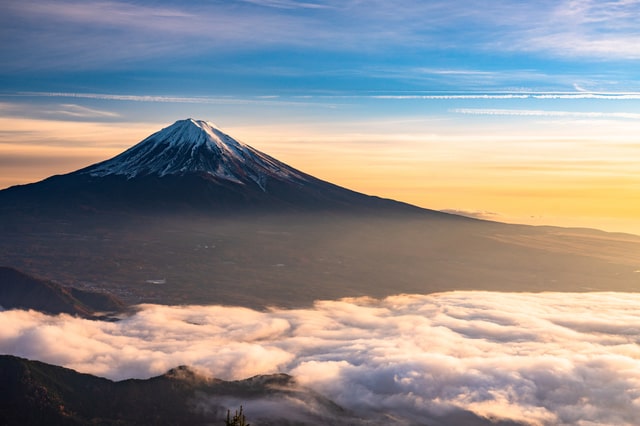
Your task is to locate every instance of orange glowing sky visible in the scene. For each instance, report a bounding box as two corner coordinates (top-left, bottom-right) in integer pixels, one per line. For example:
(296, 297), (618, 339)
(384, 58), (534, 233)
(1, 112), (639, 235)
(2, 0), (640, 235)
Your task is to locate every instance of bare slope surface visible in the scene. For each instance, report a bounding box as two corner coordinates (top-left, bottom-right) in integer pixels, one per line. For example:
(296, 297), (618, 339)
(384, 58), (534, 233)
(0, 267), (125, 317)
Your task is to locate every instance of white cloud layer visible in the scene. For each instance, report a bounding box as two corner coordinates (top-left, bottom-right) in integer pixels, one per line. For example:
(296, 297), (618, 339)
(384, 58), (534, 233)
(20, 91), (640, 105)
(2, 292), (640, 425)
(17, 92), (317, 107)
(375, 93), (640, 100)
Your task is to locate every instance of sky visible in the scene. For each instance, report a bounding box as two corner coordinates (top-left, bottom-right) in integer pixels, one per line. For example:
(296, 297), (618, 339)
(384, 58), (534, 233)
(1, 0), (640, 234)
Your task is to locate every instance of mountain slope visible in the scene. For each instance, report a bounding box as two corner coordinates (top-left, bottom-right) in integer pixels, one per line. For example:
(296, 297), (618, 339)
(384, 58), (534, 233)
(80, 118), (305, 184)
(0, 355), (523, 426)
(0, 355), (357, 426)
(0, 119), (445, 215)
(0, 267), (125, 317)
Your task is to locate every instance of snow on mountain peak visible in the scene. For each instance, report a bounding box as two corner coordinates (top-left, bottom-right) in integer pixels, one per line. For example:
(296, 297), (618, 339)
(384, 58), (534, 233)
(80, 119), (305, 189)
(151, 118), (246, 156)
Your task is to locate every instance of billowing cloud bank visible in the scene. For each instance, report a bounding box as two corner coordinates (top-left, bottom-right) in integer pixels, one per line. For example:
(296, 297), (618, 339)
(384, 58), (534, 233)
(2, 292), (640, 425)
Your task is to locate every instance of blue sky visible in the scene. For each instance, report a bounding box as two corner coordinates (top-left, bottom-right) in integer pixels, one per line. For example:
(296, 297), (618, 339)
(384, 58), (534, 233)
(2, 0), (640, 233)
(4, 0), (640, 96)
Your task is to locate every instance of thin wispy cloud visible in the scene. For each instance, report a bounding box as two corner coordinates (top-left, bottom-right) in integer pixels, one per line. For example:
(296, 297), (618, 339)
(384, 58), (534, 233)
(368, 92), (640, 100)
(375, 93), (640, 99)
(439, 209), (504, 220)
(452, 108), (640, 120)
(526, 34), (640, 60)
(1, 1), (316, 69)
(239, 0), (332, 9)
(16, 90), (640, 103)
(8, 1), (195, 27)
(22, 92), (255, 104)
(3, 292), (640, 425)
(531, 93), (640, 99)
(373, 94), (530, 100)
(507, 0), (640, 59)
(48, 104), (120, 118)
(16, 92), (332, 108)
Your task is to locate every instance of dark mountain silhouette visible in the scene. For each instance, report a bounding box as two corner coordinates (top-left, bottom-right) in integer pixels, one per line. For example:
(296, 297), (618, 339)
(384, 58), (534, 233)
(0, 119), (449, 216)
(0, 267), (125, 317)
(0, 355), (354, 426)
(0, 355), (524, 426)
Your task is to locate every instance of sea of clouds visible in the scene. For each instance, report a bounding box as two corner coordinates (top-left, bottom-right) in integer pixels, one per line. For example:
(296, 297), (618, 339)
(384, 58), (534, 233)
(2, 291), (640, 425)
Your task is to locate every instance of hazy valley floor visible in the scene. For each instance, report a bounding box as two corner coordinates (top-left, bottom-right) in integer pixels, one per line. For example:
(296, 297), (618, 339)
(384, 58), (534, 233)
(1, 212), (639, 308)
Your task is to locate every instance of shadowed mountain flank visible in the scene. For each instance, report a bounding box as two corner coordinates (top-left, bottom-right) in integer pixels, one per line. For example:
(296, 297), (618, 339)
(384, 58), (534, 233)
(0, 356), (354, 426)
(0, 267), (125, 317)
(0, 119), (447, 216)
(0, 355), (524, 426)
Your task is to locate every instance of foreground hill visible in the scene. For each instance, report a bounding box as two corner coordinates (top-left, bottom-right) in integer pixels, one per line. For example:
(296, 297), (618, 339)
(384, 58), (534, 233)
(0, 267), (125, 317)
(0, 355), (342, 425)
(0, 355), (523, 426)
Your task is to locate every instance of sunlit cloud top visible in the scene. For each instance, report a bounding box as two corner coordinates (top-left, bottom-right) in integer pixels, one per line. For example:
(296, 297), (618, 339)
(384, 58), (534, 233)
(3, 291), (640, 425)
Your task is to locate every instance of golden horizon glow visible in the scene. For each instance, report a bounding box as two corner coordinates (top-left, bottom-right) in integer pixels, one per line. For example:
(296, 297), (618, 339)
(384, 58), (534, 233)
(1, 117), (639, 236)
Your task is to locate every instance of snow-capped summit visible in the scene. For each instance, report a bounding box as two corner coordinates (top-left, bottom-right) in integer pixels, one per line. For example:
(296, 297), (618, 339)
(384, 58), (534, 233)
(81, 118), (304, 190)
(1, 118), (431, 214)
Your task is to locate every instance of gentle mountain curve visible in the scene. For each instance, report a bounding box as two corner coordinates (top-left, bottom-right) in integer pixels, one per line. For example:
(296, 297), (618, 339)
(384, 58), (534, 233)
(0, 267), (125, 318)
(0, 119), (453, 216)
(0, 355), (358, 426)
(0, 355), (524, 426)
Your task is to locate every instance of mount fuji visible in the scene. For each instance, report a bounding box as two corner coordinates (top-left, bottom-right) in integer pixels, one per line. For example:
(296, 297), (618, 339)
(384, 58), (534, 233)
(0, 119), (440, 215)
(1, 118), (639, 309)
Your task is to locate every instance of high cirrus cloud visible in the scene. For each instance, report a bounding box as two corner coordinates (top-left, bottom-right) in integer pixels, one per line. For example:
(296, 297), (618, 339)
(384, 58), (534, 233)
(2, 292), (640, 425)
